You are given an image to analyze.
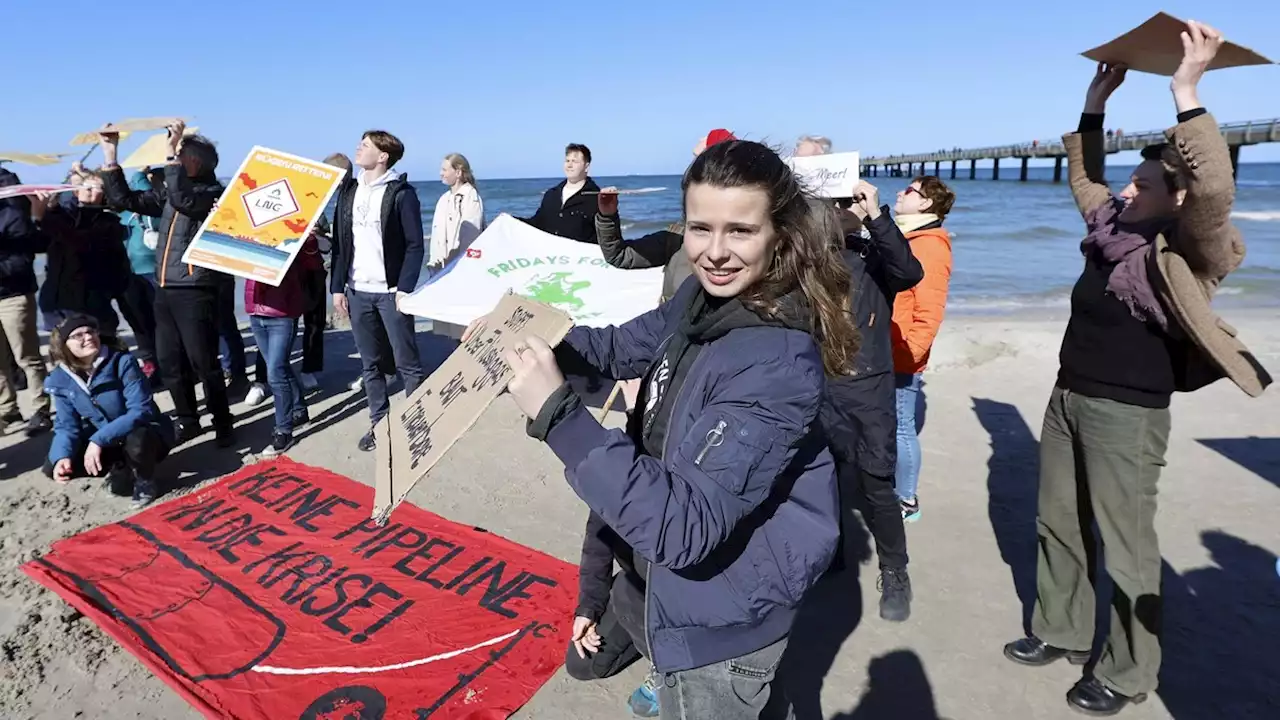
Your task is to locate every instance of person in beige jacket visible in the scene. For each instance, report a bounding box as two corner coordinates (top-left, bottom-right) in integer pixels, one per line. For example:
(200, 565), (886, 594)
(1002, 22), (1271, 717)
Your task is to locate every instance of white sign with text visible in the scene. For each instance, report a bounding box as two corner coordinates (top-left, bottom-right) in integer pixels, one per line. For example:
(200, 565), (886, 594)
(789, 151), (860, 198)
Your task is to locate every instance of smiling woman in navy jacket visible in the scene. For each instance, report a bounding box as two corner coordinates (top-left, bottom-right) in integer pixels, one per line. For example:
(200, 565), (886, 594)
(474, 140), (858, 719)
(44, 314), (175, 509)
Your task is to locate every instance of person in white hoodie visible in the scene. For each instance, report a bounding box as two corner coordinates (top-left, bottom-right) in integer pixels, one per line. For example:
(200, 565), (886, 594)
(429, 153), (485, 340)
(329, 130), (427, 452)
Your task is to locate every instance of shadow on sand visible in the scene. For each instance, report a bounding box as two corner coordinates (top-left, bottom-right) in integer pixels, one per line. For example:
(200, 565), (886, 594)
(973, 397), (1280, 719)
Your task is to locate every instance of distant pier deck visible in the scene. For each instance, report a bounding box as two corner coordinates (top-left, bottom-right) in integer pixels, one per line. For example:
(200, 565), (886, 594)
(861, 118), (1280, 184)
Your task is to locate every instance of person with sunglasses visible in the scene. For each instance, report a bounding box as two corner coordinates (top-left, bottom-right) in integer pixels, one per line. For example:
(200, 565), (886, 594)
(888, 176), (955, 523)
(43, 314), (175, 508)
(821, 180), (924, 622)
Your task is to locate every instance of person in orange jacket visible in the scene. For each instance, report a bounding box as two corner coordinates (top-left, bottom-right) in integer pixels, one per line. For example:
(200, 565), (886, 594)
(889, 176), (955, 522)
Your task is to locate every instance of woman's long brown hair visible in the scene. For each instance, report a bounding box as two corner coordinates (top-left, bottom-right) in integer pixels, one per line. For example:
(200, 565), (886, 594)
(682, 140), (859, 376)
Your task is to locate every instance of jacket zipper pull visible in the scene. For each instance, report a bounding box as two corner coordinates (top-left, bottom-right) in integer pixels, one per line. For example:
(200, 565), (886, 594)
(695, 420), (727, 465)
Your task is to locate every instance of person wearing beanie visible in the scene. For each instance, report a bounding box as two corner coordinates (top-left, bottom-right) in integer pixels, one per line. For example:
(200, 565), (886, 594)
(43, 314), (175, 508)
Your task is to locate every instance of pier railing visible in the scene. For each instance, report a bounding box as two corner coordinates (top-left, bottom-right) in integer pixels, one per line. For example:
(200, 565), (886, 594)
(861, 118), (1279, 183)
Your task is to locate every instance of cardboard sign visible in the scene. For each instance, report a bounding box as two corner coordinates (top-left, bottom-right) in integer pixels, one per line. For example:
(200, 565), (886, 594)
(373, 293), (574, 522)
(119, 127), (201, 169)
(23, 459), (578, 719)
(0, 152), (70, 167)
(1082, 12), (1276, 76)
(788, 151), (861, 198)
(68, 116), (192, 146)
(181, 147), (346, 286)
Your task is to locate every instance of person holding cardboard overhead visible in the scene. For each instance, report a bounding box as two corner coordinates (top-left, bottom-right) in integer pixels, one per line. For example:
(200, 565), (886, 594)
(1003, 21), (1272, 716)
(480, 140), (855, 719)
(99, 120), (236, 448)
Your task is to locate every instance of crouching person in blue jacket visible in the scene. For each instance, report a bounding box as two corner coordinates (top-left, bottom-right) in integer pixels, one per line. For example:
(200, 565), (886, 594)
(44, 314), (175, 509)
(478, 141), (859, 720)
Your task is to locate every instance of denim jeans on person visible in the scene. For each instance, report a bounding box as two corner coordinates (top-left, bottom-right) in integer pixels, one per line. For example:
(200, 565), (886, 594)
(894, 372), (925, 501)
(217, 277), (247, 378)
(250, 315), (305, 435)
(564, 572), (792, 720)
(347, 290), (424, 424)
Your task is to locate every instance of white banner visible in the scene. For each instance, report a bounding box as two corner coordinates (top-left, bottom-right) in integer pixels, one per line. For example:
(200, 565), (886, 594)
(402, 213), (665, 327)
(788, 151), (860, 198)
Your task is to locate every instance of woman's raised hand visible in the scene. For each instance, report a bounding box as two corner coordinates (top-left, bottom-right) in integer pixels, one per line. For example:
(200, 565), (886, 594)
(1084, 62), (1127, 114)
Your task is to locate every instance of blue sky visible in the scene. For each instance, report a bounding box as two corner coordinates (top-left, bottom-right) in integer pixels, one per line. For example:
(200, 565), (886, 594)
(3, 0), (1278, 182)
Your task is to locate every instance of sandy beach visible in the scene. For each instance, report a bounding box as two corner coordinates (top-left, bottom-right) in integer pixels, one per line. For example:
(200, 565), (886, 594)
(1, 310), (1277, 720)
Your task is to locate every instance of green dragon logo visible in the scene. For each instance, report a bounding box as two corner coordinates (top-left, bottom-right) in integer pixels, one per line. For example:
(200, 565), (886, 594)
(524, 271), (592, 313)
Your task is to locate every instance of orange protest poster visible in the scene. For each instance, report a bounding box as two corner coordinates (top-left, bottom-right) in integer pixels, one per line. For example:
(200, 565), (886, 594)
(182, 147), (347, 286)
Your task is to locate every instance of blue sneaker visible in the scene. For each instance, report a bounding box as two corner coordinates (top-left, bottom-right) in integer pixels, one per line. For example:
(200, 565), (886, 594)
(627, 667), (660, 718)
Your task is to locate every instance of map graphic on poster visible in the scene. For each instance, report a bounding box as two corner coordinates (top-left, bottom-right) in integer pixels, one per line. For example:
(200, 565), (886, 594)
(23, 459), (578, 719)
(182, 147), (346, 286)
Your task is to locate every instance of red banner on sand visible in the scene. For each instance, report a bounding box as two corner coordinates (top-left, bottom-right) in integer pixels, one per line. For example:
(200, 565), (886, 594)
(22, 459), (578, 719)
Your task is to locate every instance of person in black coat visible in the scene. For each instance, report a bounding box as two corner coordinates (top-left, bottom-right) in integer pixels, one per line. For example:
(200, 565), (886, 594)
(521, 143), (601, 244)
(818, 181), (924, 622)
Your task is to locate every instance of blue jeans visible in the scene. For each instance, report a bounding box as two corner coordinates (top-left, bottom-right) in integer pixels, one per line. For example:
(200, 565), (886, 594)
(894, 373), (925, 501)
(347, 290), (424, 424)
(250, 315), (305, 434)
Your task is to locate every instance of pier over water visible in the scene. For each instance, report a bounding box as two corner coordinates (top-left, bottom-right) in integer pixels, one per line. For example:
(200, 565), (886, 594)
(861, 118), (1280, 185)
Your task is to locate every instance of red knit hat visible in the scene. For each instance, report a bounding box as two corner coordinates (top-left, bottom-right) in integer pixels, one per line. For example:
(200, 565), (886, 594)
(706, 128), (736, 147)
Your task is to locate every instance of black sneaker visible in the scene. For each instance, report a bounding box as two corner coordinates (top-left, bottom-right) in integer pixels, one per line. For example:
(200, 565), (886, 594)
(878, 567), (913, 622)
(262, 432), (293, 458)
(131, 476), (157, 509)
(106, 463), (133, 497)
(215, 425), (236, 449)
(291, 408), (310, 428)
(358, 429), (376, 452)
(1, 409), (23, 432)
(24, 409), (53, 437)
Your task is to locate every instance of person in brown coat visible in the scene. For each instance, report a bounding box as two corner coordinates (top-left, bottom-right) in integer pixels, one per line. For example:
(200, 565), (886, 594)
(1001, 21), (1271, 717)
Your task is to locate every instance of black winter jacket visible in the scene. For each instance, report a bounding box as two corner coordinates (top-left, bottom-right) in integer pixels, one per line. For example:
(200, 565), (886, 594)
(101, 164), (224, 288)
(522, 177), (601, 243)
(0, 168), (46, 299)
(328, 174), (425, 295)
(822, 209), (923, 477)
(37, 206), (131, 333)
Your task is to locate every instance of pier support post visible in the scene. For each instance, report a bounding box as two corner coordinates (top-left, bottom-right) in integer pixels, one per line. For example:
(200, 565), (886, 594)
(969, 159), (976, 179)
(950, 160), (957, 179)
(1229, 144), (1241, 182)
(1053, 156), (1063, 183)
(992, 158), (1000, 181)
(934, 161), (941, 176)
(1019, 156), (1029, 182)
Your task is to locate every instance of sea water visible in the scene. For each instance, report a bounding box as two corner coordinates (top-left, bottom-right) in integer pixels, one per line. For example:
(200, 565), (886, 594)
(428, 162), (1280, 315)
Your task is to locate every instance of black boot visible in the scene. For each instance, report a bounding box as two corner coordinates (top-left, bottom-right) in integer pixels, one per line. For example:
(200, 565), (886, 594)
(1003, 636), (1091, 667)
(878, 567), (912, 622)
(1066, 677), (1146, 716)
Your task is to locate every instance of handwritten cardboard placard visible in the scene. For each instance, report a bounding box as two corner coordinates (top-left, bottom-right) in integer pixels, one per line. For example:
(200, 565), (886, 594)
(788, 151), (860, 198)
(1082, 12), (1275, 76)
(372, 292), (574, 522)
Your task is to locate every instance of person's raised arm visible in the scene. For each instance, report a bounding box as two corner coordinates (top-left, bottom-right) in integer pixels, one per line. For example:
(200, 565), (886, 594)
(852, 181), (923, 293)
(596, 190), (683, 270)
(1064, 62), (1126, 218)
(1167, 20), (1242, 280)
(99, 126), (165, 217)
